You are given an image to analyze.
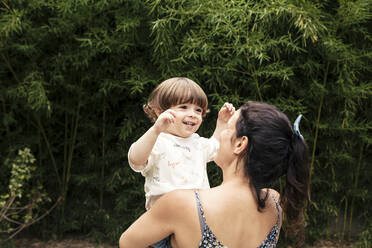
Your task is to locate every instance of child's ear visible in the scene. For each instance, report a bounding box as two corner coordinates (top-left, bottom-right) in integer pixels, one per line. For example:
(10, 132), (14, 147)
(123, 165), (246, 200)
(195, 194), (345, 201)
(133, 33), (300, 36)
(233, 136), (248, 155)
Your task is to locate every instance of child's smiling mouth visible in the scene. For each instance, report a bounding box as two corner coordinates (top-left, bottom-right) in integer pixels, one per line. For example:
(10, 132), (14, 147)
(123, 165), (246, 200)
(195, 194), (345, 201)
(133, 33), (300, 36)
(183, 121), (196, 126)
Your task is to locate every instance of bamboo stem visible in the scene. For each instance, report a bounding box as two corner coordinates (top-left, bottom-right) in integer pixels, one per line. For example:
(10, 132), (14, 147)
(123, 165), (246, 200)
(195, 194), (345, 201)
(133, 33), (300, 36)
(100, 99), (106, 208)
(36, 116), (62, 189)
(310, 62), (330, 178)
(251, 63), (263, 101)
(342, 197), (348, 239)
(335, 207), (339, 237)
(64, 100), (81, 195)
(61, 99), (80, 224)
(1, 100), (10, 134)
(60, 111), (68, 229)
(1, 53), (20, 83)
(255, 78), (263, 102)
(348, 144), (364, 240)
(62, 111), (68, 197)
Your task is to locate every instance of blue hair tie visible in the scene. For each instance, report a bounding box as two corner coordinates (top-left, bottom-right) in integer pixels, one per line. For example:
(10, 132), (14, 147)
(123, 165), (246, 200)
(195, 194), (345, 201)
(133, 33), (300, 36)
(293, 114), (304, 139)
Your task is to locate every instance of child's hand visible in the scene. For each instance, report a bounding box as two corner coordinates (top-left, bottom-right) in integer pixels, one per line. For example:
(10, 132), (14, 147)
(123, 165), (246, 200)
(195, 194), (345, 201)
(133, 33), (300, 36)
(218, 102), (235, 123)
(212, 102), (235, 139)
(153, 109), (176, 134)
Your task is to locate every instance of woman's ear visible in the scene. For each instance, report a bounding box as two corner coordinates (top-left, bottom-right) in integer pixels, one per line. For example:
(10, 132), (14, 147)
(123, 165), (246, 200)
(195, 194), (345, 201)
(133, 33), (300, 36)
(233, 136), (248, 155)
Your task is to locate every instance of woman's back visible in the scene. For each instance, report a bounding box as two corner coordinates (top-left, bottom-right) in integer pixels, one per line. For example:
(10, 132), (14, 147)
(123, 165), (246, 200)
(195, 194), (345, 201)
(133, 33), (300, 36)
(171, 183), (281, 248)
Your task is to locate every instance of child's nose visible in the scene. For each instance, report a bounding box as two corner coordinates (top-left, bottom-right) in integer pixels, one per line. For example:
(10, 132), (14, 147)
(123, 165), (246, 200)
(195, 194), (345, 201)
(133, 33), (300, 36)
(188, 109), (198, 117)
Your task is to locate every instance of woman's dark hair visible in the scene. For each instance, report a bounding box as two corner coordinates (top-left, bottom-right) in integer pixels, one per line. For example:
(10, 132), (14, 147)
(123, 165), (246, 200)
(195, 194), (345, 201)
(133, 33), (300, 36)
(236, 101), (310, 246)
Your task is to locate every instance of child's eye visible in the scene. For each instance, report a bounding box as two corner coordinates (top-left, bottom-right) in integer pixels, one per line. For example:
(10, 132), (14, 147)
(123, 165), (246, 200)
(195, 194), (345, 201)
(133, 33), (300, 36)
(196, 108), (202, 112)
(179, 105), (187, 109)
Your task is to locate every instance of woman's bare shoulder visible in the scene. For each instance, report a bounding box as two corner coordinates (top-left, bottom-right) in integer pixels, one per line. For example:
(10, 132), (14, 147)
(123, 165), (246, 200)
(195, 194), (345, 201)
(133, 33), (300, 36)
(153, 189), (197, 216)
(260, 188), (280, 203)
(267, 188), (280, 199)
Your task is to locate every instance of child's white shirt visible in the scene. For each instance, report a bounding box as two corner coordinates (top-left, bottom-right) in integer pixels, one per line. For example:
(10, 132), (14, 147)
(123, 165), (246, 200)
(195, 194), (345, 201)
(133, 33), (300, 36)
(128, 132), (219, 209)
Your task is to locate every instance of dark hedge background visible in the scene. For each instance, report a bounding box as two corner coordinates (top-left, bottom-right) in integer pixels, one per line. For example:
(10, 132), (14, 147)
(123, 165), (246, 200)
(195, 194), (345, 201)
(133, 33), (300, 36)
(1, 0), (371, 246)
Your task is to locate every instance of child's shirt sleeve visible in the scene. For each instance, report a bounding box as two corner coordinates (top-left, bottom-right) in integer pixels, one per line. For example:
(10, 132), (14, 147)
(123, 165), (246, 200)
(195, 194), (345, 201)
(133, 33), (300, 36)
(199, 136), (220, 162)
(127, 141), (162, 174)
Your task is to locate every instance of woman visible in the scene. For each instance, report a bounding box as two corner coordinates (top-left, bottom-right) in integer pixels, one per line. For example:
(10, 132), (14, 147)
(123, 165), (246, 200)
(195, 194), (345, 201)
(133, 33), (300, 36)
(119, 101), (310, 248)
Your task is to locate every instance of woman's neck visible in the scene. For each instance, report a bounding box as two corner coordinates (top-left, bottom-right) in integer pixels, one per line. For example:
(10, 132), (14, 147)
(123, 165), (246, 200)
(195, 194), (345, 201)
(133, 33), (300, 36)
(221, 160), (250, 186)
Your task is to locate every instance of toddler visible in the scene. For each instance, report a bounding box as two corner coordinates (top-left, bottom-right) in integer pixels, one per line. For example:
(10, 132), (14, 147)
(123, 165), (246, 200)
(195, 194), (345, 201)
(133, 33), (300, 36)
(127, 77), (234, 247)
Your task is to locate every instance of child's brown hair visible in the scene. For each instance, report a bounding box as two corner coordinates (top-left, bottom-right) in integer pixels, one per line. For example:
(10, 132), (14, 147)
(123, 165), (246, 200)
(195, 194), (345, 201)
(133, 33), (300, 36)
(143, 77), (208, 122)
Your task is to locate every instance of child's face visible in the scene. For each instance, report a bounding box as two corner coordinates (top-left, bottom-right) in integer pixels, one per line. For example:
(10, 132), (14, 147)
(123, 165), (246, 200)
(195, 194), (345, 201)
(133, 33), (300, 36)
(166, 103), (203, 138)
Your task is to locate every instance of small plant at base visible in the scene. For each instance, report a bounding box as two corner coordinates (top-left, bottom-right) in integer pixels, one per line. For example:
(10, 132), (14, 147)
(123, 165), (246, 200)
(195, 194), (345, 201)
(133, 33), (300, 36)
(0, 148), (60, 241)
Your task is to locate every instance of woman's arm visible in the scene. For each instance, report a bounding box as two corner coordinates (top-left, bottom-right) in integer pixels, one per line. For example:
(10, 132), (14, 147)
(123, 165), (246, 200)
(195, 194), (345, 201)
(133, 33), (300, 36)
(119, 190), (189, 248)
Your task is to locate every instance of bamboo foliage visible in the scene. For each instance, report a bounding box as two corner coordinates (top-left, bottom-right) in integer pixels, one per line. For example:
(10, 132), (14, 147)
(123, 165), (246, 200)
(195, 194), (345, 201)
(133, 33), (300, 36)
(0, 0), (371, 245)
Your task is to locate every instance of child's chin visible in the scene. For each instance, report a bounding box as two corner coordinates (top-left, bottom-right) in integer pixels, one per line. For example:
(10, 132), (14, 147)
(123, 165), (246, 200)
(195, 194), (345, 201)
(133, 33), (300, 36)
(180, 131), (195, 138)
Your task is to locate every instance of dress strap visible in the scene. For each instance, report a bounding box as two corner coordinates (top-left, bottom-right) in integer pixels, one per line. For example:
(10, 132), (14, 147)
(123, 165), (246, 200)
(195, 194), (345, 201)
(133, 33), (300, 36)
(194, 190), (206, 234)
(271, 194), (282, 225)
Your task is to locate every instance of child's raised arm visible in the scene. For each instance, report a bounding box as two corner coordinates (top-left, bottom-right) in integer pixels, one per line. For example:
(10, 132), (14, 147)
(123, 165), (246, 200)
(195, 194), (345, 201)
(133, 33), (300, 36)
(129, 109), (176, 169)
(212, 102), (235, 140)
